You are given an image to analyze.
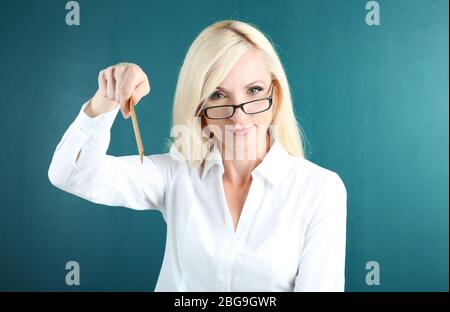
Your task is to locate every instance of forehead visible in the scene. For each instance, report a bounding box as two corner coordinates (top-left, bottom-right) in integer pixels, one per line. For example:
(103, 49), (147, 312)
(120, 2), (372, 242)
(218, 49), (271, 89)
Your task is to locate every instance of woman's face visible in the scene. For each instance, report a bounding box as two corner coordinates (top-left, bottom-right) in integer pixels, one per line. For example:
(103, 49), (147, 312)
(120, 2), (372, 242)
(202, 49), (274, 160)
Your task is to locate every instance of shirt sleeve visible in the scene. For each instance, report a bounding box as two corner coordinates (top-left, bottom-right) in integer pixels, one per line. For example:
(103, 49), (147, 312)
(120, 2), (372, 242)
(48, 99), (174, 219)
(293, 172), (347, 292)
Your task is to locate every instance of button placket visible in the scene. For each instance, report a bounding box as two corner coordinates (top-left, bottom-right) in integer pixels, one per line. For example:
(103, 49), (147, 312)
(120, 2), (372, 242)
(216, 236), (231, 290)
(215, 177), (266, 291)
(216, 236), (244, 291)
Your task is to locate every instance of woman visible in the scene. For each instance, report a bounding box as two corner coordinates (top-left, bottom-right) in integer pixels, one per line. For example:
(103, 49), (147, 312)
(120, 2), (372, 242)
(48, 20), (347, 292)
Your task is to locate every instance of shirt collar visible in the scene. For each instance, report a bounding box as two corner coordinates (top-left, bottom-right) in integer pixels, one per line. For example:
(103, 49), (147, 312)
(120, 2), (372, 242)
(200, 127), (290, 188)
(200, 138), (224, 180)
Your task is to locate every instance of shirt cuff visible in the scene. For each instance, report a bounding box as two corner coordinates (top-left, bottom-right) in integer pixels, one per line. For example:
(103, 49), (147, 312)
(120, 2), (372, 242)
(72, 99), (120, 139)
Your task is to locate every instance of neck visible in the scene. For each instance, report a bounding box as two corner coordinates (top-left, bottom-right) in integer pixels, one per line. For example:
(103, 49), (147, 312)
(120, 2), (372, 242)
(221, 133), (271, 186)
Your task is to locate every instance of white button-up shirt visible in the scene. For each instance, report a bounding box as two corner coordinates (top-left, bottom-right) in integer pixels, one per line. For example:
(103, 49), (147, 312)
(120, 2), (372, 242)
(48, 101), (347, 292)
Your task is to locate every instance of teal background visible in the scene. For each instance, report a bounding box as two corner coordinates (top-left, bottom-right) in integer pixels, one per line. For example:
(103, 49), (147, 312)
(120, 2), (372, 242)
(0, 0), (448, 291)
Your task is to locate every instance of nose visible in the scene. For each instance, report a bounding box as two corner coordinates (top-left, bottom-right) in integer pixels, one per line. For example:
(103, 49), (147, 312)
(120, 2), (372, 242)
(229, 104), (249, 124)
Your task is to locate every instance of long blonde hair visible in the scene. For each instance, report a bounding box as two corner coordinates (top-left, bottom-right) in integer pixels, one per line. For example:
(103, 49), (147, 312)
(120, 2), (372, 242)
(170, 20), (306, 168)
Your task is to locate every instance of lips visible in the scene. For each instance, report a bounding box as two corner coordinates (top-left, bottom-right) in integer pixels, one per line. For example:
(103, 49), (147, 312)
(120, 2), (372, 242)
(226, 125), (254, 137)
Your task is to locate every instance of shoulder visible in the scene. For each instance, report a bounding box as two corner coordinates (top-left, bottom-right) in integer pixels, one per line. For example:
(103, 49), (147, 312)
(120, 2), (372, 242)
(285, 155), (347, 199)
(283, 156), (347, 228)
(144, 149), (187, 174)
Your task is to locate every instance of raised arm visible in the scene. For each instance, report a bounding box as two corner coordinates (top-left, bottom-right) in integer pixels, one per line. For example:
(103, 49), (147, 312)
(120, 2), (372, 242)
(48, 63), (174, 218)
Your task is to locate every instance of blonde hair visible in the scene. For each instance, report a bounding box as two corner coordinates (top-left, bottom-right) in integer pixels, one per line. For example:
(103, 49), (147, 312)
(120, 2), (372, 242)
(170, 20), (306, 168)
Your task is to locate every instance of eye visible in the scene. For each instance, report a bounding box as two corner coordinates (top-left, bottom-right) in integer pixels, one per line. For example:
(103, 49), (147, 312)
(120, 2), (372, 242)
(210, 92), (226, 100)
(248, 86), (263, 95)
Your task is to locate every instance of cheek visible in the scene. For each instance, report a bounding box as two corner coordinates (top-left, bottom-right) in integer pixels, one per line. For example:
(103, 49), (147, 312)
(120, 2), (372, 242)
(204, 120), (226, 138)
(254, 111), (273, 129)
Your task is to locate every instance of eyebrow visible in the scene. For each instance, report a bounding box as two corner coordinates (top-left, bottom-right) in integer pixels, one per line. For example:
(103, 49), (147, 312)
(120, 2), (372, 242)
(215, 80), (266, 93)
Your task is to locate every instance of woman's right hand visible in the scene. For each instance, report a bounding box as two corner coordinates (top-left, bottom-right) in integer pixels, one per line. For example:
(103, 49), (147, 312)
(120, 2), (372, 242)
(85, 63), (151, 119)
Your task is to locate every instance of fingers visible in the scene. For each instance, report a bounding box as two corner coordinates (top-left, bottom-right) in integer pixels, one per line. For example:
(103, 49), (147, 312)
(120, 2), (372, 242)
(97, 63), (151, 119)
(133, 77), (151, 105)
(98, 70), (107, 97)
(118, 67), (141, 118)
(104, 66), (116, 101)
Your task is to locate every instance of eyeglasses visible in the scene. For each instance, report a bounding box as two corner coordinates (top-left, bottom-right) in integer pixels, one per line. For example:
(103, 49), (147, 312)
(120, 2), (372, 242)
(199, 83), (274, 120)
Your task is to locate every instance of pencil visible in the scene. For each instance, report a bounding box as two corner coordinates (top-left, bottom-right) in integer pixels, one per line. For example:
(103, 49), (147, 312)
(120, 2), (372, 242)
(129, 96), (145, 163)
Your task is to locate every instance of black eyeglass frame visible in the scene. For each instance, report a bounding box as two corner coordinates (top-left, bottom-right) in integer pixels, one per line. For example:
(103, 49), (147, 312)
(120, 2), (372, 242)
(199, 83), (275, 120)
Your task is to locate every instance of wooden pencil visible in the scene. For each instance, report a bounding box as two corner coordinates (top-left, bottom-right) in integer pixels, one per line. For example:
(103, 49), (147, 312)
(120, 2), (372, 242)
(129, 97), (145, 163)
